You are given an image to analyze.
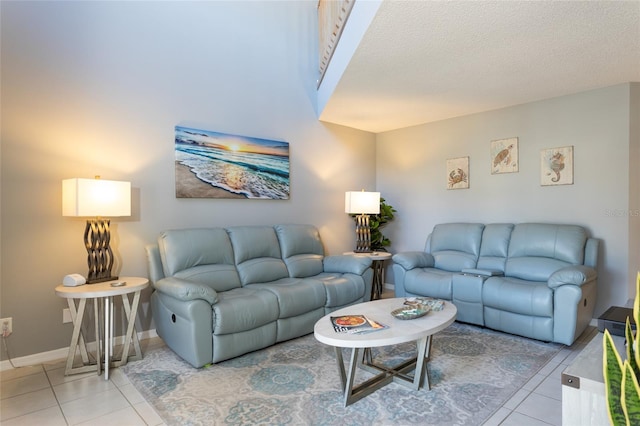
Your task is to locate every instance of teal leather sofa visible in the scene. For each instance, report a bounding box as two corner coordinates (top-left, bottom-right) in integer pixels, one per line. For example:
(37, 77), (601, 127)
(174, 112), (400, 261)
(146, 224), (373, 367)
(393, 223), (598, 345)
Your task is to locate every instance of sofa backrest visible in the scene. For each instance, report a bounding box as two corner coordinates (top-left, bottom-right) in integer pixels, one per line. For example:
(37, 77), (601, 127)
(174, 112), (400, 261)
(477, 223), (514, 272)
(274, 224), (325, 278)
(226, 226), (289, 285)
(505, 223), (588, 281)
(427, 223), (484, 272)
(157, 228), (241, 291)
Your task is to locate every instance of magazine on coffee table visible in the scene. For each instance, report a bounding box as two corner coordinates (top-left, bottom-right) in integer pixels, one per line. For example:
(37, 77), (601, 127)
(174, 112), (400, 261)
(330, 315), (388, 334)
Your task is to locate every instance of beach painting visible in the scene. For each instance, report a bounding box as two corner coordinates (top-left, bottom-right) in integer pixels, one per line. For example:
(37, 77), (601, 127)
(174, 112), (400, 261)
(175, 126), (290, 199)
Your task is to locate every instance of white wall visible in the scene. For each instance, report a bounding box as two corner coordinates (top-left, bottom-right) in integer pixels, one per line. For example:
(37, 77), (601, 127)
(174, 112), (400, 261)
(376, 83), (638, 317)
(0, 1), (376, 358)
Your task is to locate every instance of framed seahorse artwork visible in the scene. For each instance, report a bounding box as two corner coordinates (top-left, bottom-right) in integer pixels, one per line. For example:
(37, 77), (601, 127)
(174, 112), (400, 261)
(540, 146), (573, 186)
(446, 156), (469, 190)
(490, 137), (519, 174)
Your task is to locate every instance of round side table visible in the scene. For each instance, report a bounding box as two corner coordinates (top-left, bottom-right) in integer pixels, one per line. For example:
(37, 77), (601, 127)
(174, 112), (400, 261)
(55, 277), (149, 380)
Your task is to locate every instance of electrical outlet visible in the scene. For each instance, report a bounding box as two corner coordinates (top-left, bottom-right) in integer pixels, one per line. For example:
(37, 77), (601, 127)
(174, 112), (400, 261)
(1, 317), (12, 337)
(63, 308), (72, 324)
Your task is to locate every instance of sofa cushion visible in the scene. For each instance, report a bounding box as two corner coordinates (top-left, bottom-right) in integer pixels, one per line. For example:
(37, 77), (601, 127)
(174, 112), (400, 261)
(275, 224), (325, 277)
(429, 223), (484, 271)
(212, 287), (279, 335)
(483, 276), (553, 317)
(158, 228), (241, 291)
(247, 278), (327, 318)
(477, 223), (514, 272)
(315, 273), (366, 308)
(227, 226), (289, 284)
(172, 265), (241, 293)
(506, 224), (588, 281)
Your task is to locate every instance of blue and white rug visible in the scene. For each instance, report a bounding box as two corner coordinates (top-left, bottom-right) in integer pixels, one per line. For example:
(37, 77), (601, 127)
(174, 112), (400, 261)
(122, 322), (562, 425)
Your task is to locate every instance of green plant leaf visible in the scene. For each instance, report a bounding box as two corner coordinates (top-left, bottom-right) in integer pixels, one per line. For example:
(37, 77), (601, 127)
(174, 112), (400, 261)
(627, 319), (640, 381)
(605, 329), (627, 425)
(622, 361), (640, 424)
(635, 272), (640, 373)
(353, 196), (396, 252)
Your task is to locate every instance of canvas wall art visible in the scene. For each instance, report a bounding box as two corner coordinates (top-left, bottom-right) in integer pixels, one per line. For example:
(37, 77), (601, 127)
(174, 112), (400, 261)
(540, 146), (573, 186)
(175, 126), (290, 199)
(491, 137), (518, 174)
(447, 156), (469, 189)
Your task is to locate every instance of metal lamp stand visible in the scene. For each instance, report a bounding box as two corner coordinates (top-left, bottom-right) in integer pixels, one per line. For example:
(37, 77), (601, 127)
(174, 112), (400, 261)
(354, 214), (372, 253)
(84, 218), (118, 284)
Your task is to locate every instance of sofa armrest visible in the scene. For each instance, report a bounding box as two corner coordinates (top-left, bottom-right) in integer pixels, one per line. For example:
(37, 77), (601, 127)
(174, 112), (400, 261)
(323, 255), (372, 275)
(548, 265), (597, 289)
(392, 251), (435, 270)
(154, 277), (219, 304)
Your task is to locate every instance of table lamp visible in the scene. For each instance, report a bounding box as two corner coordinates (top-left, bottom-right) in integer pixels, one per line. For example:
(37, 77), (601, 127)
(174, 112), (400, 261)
(345, 190), (380, 253)
(62, 177), (131, 284)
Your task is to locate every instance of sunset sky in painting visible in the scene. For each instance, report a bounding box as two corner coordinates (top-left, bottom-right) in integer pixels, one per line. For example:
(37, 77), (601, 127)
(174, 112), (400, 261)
(175, 126), (289, 157)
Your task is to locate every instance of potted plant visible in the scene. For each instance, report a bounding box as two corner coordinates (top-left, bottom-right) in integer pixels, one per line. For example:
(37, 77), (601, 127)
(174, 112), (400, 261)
(368, 197), (396, 252)
(603, 272), (640, 425)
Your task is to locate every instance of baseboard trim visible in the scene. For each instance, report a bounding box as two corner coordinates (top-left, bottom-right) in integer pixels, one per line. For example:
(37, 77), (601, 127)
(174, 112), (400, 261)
(0, 329), (158, 371)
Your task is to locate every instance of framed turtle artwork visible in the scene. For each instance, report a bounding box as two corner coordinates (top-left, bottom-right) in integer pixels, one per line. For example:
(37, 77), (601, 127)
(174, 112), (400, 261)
(446, 156), (469, 190)
(490, 137), (518, 174)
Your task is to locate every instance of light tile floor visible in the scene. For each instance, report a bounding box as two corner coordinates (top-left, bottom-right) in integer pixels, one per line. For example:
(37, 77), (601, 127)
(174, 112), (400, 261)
(1, 321), (598, 425)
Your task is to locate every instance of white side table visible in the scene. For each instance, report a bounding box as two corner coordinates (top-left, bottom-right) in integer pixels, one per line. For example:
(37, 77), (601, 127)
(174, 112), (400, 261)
(55, 277), (149, 380)
(344, 251), (392, 300)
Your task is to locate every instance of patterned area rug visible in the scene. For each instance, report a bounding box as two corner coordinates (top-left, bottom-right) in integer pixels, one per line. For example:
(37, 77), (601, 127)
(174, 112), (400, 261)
(122, 323), (561, 425)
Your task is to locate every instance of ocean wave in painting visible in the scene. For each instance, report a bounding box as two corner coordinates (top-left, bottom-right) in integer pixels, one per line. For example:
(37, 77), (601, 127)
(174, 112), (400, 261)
(175, 126), (290, 199)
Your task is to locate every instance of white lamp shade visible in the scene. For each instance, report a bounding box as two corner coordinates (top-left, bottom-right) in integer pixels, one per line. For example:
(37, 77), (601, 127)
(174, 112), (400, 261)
(62, 178), (131, 217)
(345, 191), (380, 214)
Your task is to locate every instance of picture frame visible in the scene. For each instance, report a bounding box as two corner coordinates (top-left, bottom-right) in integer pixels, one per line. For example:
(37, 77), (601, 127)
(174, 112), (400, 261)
(174, 126), (290, 199)
(446, 156), (469, 189)
(490, 137), (518, 174)
(540, 146), (573, 186)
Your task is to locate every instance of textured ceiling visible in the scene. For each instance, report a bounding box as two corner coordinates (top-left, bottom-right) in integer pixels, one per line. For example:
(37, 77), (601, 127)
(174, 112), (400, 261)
(318, 0), (640, 133)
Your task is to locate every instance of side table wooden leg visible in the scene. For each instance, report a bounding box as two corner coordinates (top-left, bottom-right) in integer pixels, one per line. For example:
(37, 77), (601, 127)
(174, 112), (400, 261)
(104, 297), (111, 380)
(371, 260), (384, 300)
(64, 298), (100, 376)
(93, 298), (101, 375)
(66, 299), (89, 364)
(115, 291), (142, 366)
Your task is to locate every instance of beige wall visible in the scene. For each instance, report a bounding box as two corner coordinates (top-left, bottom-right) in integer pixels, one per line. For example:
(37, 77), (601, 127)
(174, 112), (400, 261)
(0, 1), (376, 359)
(376, 83), (640, 317)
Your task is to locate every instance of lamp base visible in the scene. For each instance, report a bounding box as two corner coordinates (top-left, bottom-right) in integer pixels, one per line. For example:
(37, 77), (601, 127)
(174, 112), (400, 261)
(86, 275), (119, 285)
(84, 219), (118, 284)
(354, 214), (373, 253)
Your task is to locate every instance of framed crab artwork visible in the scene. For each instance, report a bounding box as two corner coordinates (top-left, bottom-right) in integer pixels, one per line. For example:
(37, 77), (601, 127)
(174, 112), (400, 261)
(446, 156), (469, 190)
(490, 137), (518, 174)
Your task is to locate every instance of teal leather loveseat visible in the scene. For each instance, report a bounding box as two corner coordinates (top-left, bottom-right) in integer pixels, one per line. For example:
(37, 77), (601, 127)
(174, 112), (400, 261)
(146, 224), (373, 367)
(392, 223), (598, 345)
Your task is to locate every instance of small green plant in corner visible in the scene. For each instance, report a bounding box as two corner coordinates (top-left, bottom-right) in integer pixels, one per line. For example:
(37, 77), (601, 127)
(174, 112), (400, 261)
(603, 272), (640, 425)
(366, 197), (396, 252)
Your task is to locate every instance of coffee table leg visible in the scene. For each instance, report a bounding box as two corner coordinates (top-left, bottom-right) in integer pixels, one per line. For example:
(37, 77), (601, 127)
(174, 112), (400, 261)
(344, 347), (361, 406)
(414, 335), (432, 390)
(334, 347), (347, 389)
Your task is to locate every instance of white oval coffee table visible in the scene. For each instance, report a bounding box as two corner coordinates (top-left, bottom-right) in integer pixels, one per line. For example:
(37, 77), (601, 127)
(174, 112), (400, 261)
(314, 297), (457, 406)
